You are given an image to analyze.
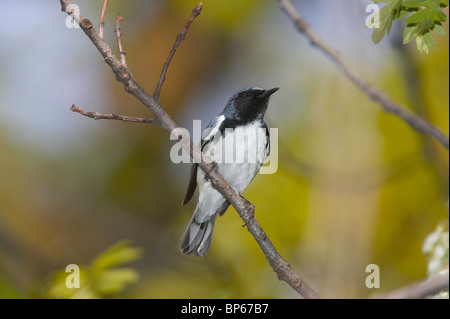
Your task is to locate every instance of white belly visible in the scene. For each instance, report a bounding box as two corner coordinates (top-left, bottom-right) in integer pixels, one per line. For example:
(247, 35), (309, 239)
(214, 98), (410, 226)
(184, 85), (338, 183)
(195, 122), (268, 222)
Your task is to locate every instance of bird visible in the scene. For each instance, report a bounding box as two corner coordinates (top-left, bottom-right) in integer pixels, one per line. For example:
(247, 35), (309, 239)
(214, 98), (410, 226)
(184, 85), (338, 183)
(179, 87), (279, 256)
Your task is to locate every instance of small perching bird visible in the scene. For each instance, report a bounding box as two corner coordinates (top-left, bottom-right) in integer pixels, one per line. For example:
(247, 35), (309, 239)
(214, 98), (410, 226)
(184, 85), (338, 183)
(179, 87), (279, 256)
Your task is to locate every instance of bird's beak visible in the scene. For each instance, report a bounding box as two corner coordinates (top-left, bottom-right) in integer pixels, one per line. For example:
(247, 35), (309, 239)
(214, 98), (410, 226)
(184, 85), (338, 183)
(259, 87), (279, 99)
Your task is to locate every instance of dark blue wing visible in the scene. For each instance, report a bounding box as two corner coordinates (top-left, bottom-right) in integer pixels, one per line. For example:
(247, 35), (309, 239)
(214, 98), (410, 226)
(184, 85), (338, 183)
(182, 114), (225, 205)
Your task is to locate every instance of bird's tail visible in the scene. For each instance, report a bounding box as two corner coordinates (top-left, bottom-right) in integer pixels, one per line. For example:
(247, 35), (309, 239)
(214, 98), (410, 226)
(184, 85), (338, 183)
(179, 212), (217, 257)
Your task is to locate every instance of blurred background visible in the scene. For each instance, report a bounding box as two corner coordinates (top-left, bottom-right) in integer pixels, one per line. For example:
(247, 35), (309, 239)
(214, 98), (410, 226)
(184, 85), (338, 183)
(0, 0), (448, 298)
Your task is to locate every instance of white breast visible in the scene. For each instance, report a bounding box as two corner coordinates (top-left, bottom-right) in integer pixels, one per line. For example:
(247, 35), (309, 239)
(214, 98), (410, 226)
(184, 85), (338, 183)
(201, 121), (268, 192)
(195, 121), (268, 223)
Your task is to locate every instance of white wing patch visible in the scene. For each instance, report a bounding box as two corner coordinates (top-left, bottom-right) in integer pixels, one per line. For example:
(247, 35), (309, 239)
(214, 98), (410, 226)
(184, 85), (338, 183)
(202, 115), (225, 144)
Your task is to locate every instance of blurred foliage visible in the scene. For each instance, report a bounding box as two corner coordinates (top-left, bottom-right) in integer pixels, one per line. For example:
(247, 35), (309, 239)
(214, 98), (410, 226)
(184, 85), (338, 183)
(422, 210), (449, 298)
(171, 0), (259, 30)
(423, 221), (449, 272)
(372, 0), (448, 53)
(46, 241), (142, 299)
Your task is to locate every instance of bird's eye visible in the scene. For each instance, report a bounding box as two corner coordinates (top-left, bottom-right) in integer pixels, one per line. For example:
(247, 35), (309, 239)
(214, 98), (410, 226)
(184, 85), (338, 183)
(245, 92), (253, 98)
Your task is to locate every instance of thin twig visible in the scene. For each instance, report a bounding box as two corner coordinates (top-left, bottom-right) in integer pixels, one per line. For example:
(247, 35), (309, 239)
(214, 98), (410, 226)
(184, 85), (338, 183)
(114, 16), (127, 67)
(70, 104), (160, 125)
(277, 0), (449, 150)
(376, 273), (449, 299)
(60, 0), (320, 299)
(99, 0), (109, 39)
(153, 2), (203, 101)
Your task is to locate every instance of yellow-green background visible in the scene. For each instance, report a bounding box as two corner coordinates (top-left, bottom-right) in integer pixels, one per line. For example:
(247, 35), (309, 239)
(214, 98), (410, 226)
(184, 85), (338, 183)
(0, 0), (448, 298)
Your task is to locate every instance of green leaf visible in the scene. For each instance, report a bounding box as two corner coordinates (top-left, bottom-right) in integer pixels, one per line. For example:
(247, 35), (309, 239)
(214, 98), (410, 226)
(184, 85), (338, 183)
(401, 0), (447, 40)
(417, 17), (435, 33)
(403, 24), (419, 43)
(91, 240), (143, 273)
(45, 240), (143, 299)
(398, 7), (417, 19)
(404, 7), (433, 23)
(416, 31), (435, 53)
(371, 0), (403, 44)
(46, 266), (98, 299)
(93, 268), (139, 295)
(432, 22), (447, 35)
(403, 0), (434, 8)
(370, 0), (445, 53)
(432, 6), (448, 21)
(422, 30), (435, 48)
(372, 27), (388, 44)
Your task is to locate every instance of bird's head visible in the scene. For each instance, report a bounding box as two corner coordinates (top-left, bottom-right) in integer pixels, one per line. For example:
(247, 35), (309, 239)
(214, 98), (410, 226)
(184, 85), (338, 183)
(223, 87), (279, 124)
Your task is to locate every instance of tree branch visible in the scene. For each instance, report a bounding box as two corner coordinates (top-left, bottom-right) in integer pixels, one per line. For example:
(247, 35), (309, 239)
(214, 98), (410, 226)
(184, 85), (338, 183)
(376, 273), (449, 299)
(114, 16), (127, 67)
(277, 0), (449, 150)
(60, 0), (320, 299)
(70, 104), (160, 125)
(153, 2), (203, 101)
(99, 0), (109, 39)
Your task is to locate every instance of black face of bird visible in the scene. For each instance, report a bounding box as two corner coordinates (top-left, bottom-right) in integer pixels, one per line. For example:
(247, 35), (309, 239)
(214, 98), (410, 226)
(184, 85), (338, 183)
(224, 87), (279, 124)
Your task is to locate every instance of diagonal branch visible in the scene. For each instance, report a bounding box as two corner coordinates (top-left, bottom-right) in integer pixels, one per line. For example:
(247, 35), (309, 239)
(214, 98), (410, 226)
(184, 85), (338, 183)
(60, 0), (320, 299)
(376, 273), (449, 299)
(153, 3), (203, 101)
(277, 0), (449, 150)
